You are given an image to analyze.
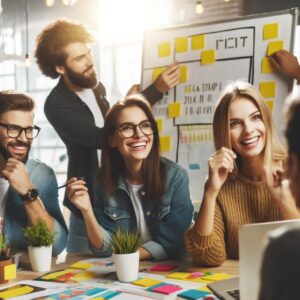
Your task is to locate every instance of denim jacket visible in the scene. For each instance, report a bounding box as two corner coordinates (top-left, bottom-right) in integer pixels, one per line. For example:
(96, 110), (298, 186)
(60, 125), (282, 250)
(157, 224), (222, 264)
(4, 159), (68, 255)
(90, 157), (194, 261)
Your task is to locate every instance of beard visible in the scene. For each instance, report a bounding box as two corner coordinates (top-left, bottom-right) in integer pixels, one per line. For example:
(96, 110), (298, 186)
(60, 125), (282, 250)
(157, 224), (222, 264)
(64, 64), (98, 89)
(0, 140), (31, 163)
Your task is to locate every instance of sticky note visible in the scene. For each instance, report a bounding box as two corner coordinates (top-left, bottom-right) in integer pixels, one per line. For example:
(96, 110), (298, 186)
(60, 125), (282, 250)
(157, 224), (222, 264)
(152, 284), (182, 294)
(41, 269), (74, 280)
(261, 57), (276, 73)
(168, 102), (181, 118)
(201, 49), (216, 65)
(152, 67), (165, 82)
(267, 40), (284, 56)
(191, 35), (205, 50)
(266, 100), (274, 112)
(167, 272), (191, 280)
(132, 277), (162, 287)
(175, 37), (188, 53)
(156, 118), (163, 133)
(149, 264), (178, 272)
(0, 286), (34, 298)
(70, 261), (94, 270)
(189, 164), (200, 170)
(159, 136), (171, 152)
(259, 82), (276, 98)
(180, 65), (188, 83)
(263, 23), (278, 40)
(73, 271), (96, 281)
(202, 273), (232, 281)
(158, 42), (171, 57)
(4, 263), (16, 280)
(178, 289), (210, 300)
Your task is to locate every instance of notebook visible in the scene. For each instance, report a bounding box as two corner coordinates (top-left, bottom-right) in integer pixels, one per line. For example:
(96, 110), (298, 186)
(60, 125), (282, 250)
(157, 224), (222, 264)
(208, 219), (300, 300)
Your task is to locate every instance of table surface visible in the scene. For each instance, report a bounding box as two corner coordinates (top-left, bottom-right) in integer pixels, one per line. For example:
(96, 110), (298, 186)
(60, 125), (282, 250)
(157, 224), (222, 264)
(14, 252), (239, 282)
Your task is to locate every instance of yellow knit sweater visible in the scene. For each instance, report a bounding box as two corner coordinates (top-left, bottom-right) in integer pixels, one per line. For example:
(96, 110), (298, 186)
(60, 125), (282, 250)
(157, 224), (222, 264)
(184, 175), (283, 267)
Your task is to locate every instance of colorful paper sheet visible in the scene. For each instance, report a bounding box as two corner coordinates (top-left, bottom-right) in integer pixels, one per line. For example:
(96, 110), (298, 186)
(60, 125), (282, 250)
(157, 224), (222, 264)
(159, 136), (171, 152)
(168, 102), (181, 118)
(4, 264), (16, 280)
(267, 40), (284, 56)
(261, 57), (276, 73)
(152, 284), (182, 294)
(149, 264), (178, 272)
(132, 277), (162, 287)
(180, 65), (188, 83)
(175, 37), (188, 53)
(152, 67), (165, 82)
(167, 272), (191, 280)
(178, 289), (210, 300)
(156, 118), (163, 133)
(259, 82), (276, 98)
(70, 261), (95, 270)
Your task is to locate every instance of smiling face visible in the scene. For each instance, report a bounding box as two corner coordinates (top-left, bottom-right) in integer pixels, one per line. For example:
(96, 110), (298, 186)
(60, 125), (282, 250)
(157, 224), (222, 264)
(57, 42), (97, 89)
(109, 106), (154, 170)
(229, 96), (266, 161)
(0, 110), (34, 162)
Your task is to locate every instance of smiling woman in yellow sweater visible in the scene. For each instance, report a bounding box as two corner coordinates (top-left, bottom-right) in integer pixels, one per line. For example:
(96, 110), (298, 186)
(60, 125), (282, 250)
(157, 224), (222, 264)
(184, 81), (300, 267)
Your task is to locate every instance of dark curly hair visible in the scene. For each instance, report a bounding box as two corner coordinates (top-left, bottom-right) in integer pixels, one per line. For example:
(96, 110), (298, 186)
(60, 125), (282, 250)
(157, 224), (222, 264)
(34, 19), (95, 79)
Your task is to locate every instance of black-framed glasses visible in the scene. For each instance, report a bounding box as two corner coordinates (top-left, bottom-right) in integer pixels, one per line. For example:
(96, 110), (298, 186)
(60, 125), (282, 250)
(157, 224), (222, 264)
(118, 120), (155, 138)
(0, 122), (41, 139)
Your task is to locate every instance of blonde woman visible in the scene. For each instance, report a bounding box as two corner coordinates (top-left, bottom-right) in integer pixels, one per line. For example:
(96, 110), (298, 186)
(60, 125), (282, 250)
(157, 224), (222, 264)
(184, 81), (300, 267)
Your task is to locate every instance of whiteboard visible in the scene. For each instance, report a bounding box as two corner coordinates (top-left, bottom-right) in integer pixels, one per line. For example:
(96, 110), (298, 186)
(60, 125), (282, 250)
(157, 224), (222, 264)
(141, 8), (298, 206)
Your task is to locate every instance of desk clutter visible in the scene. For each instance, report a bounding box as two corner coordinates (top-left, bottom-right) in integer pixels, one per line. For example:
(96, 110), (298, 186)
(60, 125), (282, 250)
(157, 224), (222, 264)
(0, 258), (234, 299)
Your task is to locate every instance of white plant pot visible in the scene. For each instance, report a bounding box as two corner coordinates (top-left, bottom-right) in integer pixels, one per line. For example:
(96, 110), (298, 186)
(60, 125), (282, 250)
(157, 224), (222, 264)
(28, 245), (52, 272)
(112, 251), (139, 282)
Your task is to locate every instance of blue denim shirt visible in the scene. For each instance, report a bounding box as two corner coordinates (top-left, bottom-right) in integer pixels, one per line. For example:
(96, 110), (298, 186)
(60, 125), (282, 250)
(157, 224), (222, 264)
(4, 159), (68, 255)
(90, 157), (194, 261)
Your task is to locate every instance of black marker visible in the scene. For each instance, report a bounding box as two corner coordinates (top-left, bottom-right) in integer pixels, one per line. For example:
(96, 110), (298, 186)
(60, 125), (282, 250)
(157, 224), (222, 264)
(57, 177), (85, 189)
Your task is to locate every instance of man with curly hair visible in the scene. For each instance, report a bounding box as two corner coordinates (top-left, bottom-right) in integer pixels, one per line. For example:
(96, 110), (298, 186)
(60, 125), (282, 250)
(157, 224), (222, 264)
(34, 19), (180, 253)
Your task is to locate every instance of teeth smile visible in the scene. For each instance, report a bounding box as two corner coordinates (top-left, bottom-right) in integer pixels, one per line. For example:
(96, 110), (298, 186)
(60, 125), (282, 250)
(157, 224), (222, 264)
(129, 142), (146, 148)
(241, 136), (259, 145)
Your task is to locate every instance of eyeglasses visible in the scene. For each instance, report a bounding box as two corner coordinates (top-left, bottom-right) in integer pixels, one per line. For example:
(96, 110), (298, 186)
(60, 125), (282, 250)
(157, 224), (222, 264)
(0, 122), (41, 139)
(118, 120), (155, 138)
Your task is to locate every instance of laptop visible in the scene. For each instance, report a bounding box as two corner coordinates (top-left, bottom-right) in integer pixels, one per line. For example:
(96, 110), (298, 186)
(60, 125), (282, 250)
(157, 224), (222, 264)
(208, 219), (300, 300)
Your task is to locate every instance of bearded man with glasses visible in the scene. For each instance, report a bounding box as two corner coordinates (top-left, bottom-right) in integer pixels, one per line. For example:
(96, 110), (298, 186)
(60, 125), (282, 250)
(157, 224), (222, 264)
(0, 90), (67, 255)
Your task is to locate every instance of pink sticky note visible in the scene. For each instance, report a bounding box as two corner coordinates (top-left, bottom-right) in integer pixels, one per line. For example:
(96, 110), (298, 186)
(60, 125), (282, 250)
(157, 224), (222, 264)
(152, 284), (182, 294)
(149, 264), (178, 272)
(188, 271), (205, 279)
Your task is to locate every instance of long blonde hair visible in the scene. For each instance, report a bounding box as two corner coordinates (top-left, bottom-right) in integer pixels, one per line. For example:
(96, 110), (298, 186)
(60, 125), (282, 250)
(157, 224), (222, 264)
(213, 81), (286, 175)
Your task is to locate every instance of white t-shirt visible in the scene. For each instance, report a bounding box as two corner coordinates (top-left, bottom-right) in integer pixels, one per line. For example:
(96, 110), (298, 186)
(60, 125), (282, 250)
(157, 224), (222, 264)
(128, 183), (151, 243)
(76, 89), (104, 164)
(0, 177), (9, 219)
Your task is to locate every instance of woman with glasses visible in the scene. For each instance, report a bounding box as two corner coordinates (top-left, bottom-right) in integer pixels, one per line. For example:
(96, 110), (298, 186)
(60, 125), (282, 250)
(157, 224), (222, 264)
(66, 94), (193, 260)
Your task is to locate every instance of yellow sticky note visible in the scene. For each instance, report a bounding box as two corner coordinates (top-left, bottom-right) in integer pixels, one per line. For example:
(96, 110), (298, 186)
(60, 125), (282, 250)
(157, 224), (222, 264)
(70, 261), (94, 270)
(197, 286), (212, 293)
(267, 40), (284, 56)
(152, 67), (165, 82)
(156, 118), (163, 133)
(180, 65), (188, 83)
(41, 269), (74, 280)
(167, 272), (191, 280)
(160, 136), (171, 152)
(175, 37), (188, 53)
(158, 42), (171, 57)
(73, 271), (96, 282)
(168, 102), (181, 118)
(191, 34), (205, 50)
(132, 277), (161, 287)
(266, 100), (274, 112)
(261, 57), (276, 73)
(4, 264), (16, 280)
(0, 286), (34, 299)
(202, 273), (232, 281)
(259, 82), (276, 98)
(263, 23), (278, 40)
(201, 49), (216, 65)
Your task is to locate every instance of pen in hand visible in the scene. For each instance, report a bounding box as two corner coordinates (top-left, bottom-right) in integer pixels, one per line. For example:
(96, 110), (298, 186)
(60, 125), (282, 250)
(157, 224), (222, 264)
(57, 177), (85, 189)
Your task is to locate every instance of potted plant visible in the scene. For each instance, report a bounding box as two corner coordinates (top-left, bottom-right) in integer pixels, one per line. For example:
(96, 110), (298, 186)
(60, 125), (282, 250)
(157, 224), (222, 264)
(110, 228), (141, 282)
(23, 219), (54, 272)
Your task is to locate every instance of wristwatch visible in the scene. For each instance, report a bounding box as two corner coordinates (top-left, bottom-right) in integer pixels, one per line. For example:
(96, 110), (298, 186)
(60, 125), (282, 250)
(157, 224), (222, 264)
(20, 187), (39, 202)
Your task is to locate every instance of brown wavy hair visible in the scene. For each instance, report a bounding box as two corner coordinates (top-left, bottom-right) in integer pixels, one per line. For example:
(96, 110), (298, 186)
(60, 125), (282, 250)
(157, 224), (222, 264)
(213, 81), (286, 175)
(0, 90), (34, 116)
(34, 19), (94, 79)
(100, 94), (165, 200)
